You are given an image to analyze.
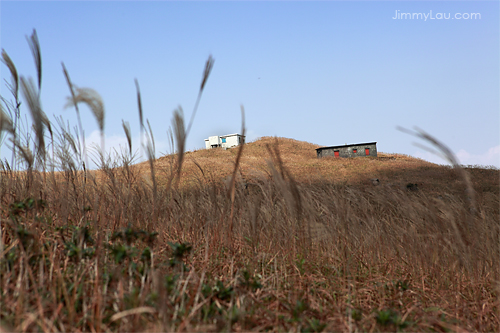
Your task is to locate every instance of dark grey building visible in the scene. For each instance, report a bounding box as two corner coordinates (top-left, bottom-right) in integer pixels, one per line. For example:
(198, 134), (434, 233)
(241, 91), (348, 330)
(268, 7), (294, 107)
(316, 142), (377, 158)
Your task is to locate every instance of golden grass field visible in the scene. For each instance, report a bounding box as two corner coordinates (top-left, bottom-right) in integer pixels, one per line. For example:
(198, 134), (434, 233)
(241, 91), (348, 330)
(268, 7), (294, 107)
(142, 136), (497, 196)
(2, 135), (498, 332)
(1, 32), (499, 332)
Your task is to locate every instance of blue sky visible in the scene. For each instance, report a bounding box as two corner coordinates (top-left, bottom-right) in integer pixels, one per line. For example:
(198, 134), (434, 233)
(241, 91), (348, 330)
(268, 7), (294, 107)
(1, 1), (499, 168)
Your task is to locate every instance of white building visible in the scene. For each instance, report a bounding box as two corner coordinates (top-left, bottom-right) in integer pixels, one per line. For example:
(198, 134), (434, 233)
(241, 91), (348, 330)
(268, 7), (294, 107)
(205, 134), (245, 149)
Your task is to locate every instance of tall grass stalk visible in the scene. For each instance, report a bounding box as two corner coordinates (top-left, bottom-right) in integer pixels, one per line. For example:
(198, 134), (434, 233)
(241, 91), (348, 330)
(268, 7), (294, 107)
(1, 49), (20, 169)
(398, 126), (478, 271)
(228, 105), (245, 235)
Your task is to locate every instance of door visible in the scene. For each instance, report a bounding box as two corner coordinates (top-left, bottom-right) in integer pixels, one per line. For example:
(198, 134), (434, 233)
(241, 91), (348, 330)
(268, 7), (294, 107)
(365, 148), (370, 156)
(334, 151), (340, 157)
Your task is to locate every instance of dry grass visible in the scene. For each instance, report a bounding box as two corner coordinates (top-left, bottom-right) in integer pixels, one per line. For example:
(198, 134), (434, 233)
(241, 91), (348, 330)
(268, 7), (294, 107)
(0, 31), (499, 332)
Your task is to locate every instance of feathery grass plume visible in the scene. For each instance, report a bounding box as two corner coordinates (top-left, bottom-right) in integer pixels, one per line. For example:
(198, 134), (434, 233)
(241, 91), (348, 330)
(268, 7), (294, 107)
(398, 126), (477, 259)
(145, 129), (157, 200)
(26, 29), (42, 91)
(3, 50), (21, 169)
(186, 55), (214, 137)
(0, 104), (14, 136)
(2, 50), (19, 160)
(20, 76), (46, 160)
(397, 126), (476, 213)
(200, 54), (215, 92)
(63, 130), (80, 158)
(1, 49), (19, 103)
(54, 141), (77, 172)
(122, 120), (132, 157)
(228, 106), (246, 233)
(135, 79), (144, 159)
(64, 87), (105, 152)
(10, 138), (34, 169)
(133, 79), (157, 203)
(40, 109), (53, 145)
(53, 115), (81, 166)
(146, 120), (156, 187)
(172, 107), (186, 187)
(62, 63), (87, 166)
(0, 105), (14, 169)
(0, 106), (14, 177)
(163, 126), (177, 178)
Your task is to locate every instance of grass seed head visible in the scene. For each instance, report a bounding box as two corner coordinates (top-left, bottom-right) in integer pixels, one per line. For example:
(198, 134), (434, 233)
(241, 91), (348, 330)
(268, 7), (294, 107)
(20, 76), (46, 160)
(26, 29), (42, 90)
(1, 49), (19, 101)
(66, 87), (104, 132)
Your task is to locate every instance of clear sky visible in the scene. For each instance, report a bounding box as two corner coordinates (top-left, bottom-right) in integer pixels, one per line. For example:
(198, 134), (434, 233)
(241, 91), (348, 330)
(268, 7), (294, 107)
(1, 1), (499, 168)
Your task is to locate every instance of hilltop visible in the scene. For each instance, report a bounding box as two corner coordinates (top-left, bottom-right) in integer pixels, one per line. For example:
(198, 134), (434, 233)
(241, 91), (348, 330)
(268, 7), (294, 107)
(135, 136), (498, 197)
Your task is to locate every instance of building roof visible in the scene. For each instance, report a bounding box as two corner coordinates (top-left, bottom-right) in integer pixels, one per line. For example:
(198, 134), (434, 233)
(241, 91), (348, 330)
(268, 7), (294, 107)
(205, 134), (245, 141)
(220, 133), (245, 138)
(316, 142), (377, 151)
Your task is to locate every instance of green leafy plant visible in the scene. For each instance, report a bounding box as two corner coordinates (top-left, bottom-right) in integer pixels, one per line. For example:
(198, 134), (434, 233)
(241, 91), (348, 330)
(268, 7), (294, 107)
(301, 318), (326, 333)
(239, 269), (262, 291)
(168, 241), (192, 269)
(376, 309), (409, 329)
(213, 280), (233, 301)
(351, 308), (363, 321)
(292, 300), (308, 320)
(109, 243), (134, 264)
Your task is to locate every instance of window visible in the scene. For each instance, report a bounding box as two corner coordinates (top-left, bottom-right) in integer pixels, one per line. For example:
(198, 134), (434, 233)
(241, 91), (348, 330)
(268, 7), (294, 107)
(334, 151), (340, 157)
(222, 138), (226, 143)
(353, 149), (357, 153)
(365, 148), (370, 155)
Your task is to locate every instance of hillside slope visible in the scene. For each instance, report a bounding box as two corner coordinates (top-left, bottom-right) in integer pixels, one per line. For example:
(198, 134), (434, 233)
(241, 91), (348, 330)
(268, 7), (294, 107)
(138, 136), (498, 198)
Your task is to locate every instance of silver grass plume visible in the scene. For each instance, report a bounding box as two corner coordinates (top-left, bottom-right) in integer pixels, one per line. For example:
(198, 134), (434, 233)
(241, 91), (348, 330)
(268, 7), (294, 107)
(186, 55), (214, 137)
(2, 49), (21, 168)
(20, 76), (46, 159)
(135, 79), (144, 158)
(122, 120), (132, 156)
(200, 54), (215, 92)
(173, 107), (186, 183)
(55, 142), (77, 172)
(0, 106), (14, 170)
(41, 110), (53, 142)
(65, 87), (104, 133)
(62, 63), (86, 164)
(397, 126), (477, 249)
(145, 119), (157, 199)
(64, 87), (105, 151)
(0, 104), (14, 136)
(10, 139), (34, 169)
(1, 49), (19, 103)
(146, 119), (155, 155)
(26, 29), (42, 91)
(64, 131), (80, 157)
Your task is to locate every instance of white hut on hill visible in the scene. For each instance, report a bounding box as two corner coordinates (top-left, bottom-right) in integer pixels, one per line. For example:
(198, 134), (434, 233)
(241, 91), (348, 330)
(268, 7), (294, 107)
(205, 134), (245, 149)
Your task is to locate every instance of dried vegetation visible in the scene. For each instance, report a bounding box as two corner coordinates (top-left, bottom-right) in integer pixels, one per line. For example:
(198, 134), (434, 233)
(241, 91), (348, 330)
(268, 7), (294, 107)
(0, 30), (499, 332)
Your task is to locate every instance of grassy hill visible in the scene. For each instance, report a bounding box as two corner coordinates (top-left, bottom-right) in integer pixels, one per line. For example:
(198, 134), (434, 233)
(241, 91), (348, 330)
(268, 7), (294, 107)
(1, 32), (498, 331)
(1, 134), (499, 332)
(137, 136), (498, 197)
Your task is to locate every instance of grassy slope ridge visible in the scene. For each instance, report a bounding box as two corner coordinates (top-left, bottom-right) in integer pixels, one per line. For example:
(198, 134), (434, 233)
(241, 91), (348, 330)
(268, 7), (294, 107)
(141, 136), (498, 196)
(2, 140), (499, 332)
